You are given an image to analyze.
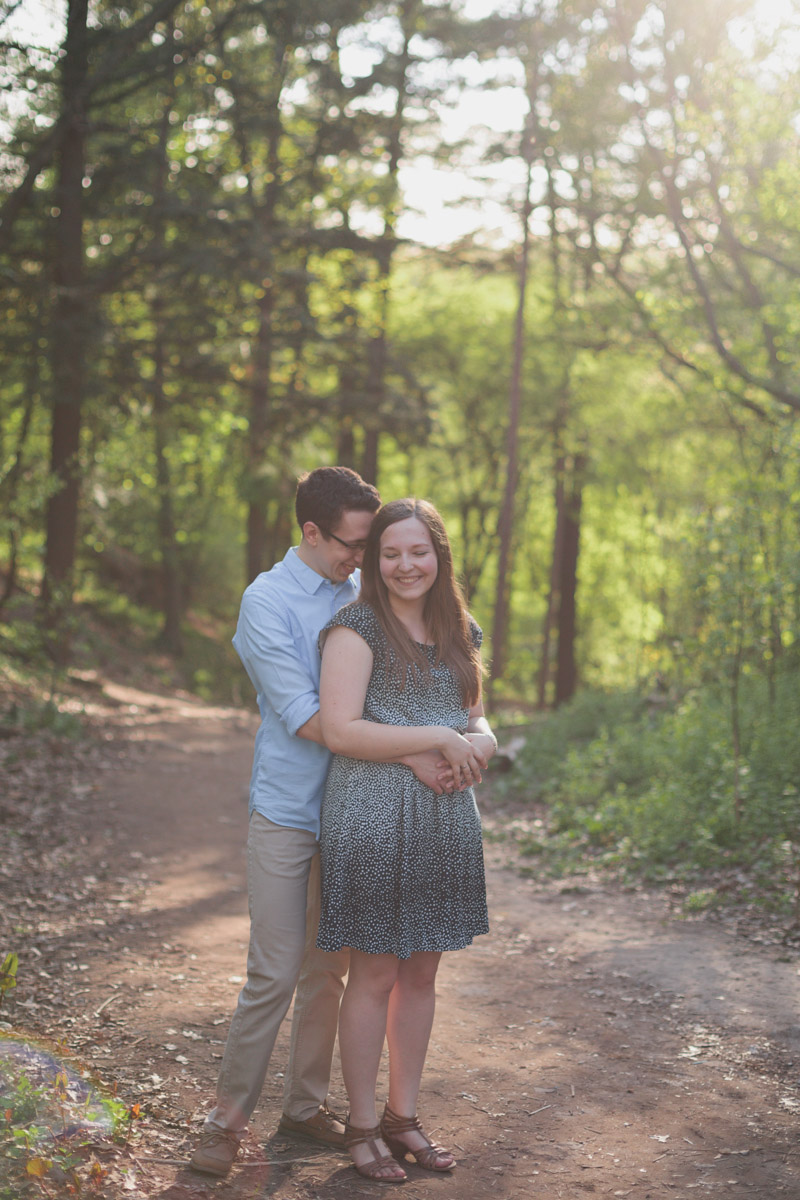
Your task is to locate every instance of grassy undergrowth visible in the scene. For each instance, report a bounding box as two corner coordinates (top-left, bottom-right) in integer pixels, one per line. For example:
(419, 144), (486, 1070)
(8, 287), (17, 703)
(497, 678), (800, 922)
(0, 587), (244, 709)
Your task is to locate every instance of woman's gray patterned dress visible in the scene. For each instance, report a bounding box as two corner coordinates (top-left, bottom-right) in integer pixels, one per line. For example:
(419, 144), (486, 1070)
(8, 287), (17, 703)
(316, 602), (489, 960)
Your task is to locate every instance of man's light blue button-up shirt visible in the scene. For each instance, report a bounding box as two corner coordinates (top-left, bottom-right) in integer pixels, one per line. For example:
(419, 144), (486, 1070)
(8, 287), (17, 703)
(232, 547), (359, 837)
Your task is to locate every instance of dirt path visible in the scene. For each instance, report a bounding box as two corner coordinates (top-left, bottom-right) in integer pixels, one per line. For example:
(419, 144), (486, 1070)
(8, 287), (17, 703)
(6, 685), (800, 1198)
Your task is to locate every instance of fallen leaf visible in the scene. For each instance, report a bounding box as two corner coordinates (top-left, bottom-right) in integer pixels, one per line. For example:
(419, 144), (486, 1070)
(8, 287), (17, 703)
(26, 1158), (52, 1178)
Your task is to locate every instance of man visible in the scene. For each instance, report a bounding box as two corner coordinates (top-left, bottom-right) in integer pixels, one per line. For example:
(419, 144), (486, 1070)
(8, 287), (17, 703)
(190, 466), (446, 1177)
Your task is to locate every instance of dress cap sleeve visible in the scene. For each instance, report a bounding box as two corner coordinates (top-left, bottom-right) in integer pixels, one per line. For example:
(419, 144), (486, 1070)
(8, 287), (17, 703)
(319, 602), (385, 655)
(468, 615), (483, 650)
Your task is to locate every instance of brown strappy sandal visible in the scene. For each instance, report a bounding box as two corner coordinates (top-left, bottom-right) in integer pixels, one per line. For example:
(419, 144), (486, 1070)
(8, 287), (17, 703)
(344, 1119), (407, 1183)
(380, 1103), (456, 1172)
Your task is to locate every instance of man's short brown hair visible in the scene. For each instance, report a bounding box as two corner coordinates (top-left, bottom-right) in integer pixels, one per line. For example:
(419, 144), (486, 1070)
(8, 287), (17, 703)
(295, 466), (380, 532)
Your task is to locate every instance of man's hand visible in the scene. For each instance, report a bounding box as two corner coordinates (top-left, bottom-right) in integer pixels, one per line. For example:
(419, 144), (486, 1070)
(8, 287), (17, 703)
(402, 750), (456, 795)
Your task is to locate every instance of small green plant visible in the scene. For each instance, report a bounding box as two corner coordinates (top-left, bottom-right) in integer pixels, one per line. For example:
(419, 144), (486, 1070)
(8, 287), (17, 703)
(683, 888), (719, 914)
(3, 1073), (45, 1128)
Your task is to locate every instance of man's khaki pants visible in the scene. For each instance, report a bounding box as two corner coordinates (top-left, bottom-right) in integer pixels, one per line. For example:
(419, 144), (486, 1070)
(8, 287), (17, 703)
(206, 812), (349, 1132)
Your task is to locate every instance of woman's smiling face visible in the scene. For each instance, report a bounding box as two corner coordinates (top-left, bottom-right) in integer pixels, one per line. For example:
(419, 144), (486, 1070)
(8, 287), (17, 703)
(378, 516), (439, 605)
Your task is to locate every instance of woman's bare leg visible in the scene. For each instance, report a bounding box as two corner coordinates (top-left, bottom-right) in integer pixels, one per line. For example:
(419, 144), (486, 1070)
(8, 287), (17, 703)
(384, 951), (453, 1165)
(338, 949), (405, 1179)
(385, 951), (440, 1116)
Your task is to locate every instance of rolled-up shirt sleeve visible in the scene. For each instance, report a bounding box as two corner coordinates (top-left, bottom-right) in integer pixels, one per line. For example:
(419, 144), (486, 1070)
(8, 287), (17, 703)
(233, 587), (320, 736)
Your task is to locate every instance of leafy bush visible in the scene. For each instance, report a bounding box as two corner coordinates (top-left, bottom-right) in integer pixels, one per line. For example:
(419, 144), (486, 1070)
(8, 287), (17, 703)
(499, 688), (643, 801)
(1, 698), (85, 739)
(506, 672), (800, 904)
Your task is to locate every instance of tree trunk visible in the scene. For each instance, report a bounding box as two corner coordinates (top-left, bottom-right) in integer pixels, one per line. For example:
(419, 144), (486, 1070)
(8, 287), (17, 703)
(490, 156), (533, 690)
(151, 317), (183, 655)
(554, 454), (585, 706)
(40, 0), (89, 651)
(337, 421), (356, 468)
(361, 257), (389, 489)
(730, 586), (745, 822)
(243, 64), (283, 583)
(0, 338), (39, 613)
(361, 2), (415, 492)
(361, 427), (379, 488)
(246, 287), (274, 583)
(536, 456), (566, 709)
(336, 356), (358, 468)
(151, 67), (183, 655)
(0, 533), (18, 611)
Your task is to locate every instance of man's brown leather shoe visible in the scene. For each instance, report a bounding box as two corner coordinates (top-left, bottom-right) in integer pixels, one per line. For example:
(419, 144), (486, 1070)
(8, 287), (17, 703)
(189, 1128), (241, 1176)
(277, 1103), (346, 1149)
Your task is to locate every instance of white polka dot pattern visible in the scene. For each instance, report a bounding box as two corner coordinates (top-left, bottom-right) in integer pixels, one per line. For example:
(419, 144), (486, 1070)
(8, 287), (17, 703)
(316, 602), (489, 959)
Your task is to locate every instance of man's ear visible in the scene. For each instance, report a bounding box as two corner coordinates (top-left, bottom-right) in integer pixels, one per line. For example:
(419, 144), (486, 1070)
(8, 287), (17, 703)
(302, 521), (321, 546)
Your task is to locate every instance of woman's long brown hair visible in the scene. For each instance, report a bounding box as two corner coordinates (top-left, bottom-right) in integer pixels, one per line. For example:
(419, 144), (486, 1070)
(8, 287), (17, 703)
(358, 498), (482, 707)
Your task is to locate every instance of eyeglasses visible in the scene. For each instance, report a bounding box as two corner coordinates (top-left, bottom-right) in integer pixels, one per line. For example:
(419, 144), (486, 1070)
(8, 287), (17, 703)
(320, 528), (368, 553)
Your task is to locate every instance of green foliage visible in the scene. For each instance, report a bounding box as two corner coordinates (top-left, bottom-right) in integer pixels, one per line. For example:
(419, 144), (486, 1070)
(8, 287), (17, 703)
(0, 700), (84, 741)
(2, 0), (800, 716)
(507, 670), (800, 912)
(3, 1071), (43, 1128)
(179, 623), (245, 705)
(388, 259), (686, 692)
(0, 1038), (129, 1199)
(682, 888), (720, 914)
(498, 689), (644, 802)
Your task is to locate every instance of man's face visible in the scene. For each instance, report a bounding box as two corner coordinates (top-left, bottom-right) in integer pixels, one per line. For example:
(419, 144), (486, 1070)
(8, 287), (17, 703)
(308, 508), (375, 583)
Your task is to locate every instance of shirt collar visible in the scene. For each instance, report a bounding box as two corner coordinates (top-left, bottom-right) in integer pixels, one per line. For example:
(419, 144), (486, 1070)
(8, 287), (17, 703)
(283, 546), (356, 596)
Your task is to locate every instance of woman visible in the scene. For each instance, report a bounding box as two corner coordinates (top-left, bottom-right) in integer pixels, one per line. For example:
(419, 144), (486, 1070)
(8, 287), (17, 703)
(317, 498), (496, 1183)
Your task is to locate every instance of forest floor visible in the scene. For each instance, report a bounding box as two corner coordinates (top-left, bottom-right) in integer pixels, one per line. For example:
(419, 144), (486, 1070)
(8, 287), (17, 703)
(2, 669), (800, 1199)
